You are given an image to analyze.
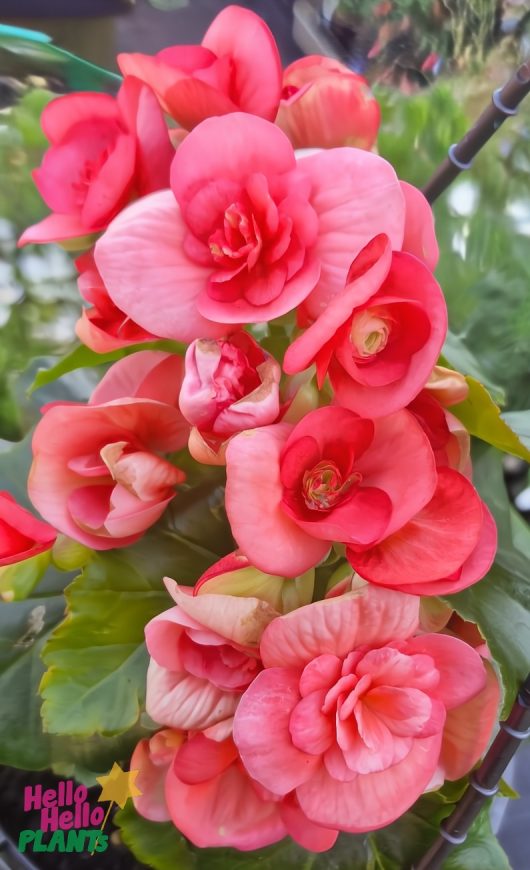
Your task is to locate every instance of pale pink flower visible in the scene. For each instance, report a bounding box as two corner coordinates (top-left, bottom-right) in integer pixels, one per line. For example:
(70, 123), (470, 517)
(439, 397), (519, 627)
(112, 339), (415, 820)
(28, 352), (188, 549)
(144, 579), (278, 733)
(94, 113), (408, 341)
(276, 55), (380, 150)
(132, 730), (337, 851)
(233, 584), (500, 833)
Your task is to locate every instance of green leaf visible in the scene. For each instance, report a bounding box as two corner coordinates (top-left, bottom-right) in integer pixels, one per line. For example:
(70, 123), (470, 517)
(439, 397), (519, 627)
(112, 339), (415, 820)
(116, 803), (373, 870)
(116, 804), (195, 870)
(0, 551), (51, 601)
(501, 410), (530, 453)
(29, 339), (186, 394)
(444, 445), (530, 714)
(40, 481), (233, 737)
(442, 807), (510, 870)
(451, 378), (530, 462)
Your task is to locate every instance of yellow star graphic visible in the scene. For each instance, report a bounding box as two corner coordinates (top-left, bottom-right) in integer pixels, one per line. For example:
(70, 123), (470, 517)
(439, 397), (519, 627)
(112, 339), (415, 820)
(96, 762), (142, 809)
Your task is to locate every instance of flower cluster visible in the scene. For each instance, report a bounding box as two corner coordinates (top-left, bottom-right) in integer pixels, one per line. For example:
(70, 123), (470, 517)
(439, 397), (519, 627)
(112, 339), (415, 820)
(9, 4), (502, 855)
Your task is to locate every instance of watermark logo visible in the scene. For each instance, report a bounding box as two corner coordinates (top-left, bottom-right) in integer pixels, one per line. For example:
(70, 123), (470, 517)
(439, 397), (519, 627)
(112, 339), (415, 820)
(18, 763), (141, 855)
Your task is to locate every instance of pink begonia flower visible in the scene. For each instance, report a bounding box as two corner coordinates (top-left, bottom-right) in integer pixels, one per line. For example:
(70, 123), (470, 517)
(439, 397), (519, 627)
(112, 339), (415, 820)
(145, 579), (278, 733)
(346, 389), (496, 597)
(284, 235), (447, 417)
(276, 55), (380, 150)
(233, 584), (500, 834)
(75, 253), (157, 353)
(194, 550), (315, 614)
(20, 77), (174, 247)
(0, 492), (56, 567)
(28, 353), (188, 549)
(408, 390), (470, 476)
(225, 404), (495, 590)
(118, 6), (282, 130)
(225, 405), (438, 576)
(94, 112), (410, 342)
(180, 332), (281, 464)
(132, 730), (337, 851)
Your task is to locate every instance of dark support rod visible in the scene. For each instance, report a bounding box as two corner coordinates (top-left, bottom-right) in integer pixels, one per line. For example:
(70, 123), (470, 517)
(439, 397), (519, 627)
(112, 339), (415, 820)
(422, 59), (530, 204)
(414, 674), (530, 870)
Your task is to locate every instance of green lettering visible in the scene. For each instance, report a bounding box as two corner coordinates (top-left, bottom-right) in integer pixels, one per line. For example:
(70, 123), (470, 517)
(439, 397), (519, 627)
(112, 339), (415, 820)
(17, 830), (35, 853)
(47, 830), (66, 852)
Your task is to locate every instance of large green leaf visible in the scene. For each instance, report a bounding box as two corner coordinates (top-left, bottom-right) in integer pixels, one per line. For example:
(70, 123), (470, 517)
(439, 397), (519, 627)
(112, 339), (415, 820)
(451, 378), (530, 462)
(39, 480), (233, 737)
(116, 803), (372, 870)
(441, 333), (504, 404)
(444, 445), (530, 714)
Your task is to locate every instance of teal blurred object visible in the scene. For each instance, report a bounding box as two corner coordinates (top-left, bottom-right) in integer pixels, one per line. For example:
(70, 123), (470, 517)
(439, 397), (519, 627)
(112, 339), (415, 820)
(0, 23), (121, 93)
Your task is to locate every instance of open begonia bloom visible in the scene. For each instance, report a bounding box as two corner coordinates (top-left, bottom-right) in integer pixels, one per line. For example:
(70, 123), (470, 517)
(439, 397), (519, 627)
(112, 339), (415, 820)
(233, 584), (500, 833)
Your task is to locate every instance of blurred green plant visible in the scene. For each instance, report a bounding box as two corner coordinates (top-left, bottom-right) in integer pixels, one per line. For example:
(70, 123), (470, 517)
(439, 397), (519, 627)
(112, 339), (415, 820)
(378, 76), (530, 410)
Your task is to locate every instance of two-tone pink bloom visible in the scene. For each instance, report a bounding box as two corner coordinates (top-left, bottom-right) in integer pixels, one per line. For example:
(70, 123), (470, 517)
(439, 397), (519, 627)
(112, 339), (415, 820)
(284, 234), (447, 416)
(118, 6), (282, 130)
(179, 332), (281, 463)
(132, 729), (337, 851)
(20, 78), (173, 246)
(29, 352), (187, 549)
(144, 579), (277, 734)
(0, 492), (56, 567)
(225, 405), (495, 594)
(94, 111), (416, 342)
(276, 55), (380, 150)
(233, 584), (500, 833)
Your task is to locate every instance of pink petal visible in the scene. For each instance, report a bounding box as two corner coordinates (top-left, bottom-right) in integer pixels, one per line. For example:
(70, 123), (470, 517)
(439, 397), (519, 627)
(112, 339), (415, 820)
(225, 423), (329, 576)
(94, 191), (226, 342)
(283, 234), (392, 374)
(400, 181), (439, 270)
(19, 213), (101, 247)
(405, 633), (487, 709)
(197, 254), (321, 324)
(171, 113), (295, 210)
(118, 76), (174, 194)
(41, 92), (120, 143)
(131, 737), (173, 822)
(233, 668), (320, 794)
(439, 660), (500, 780)
(354, 410), (437, 535)
(145, 659), (239, 731)
(392, 503), (497, 596)
(165, 754), (286, 850)
(164, 578), (279, 647)
(296, 732), (442, 832)
(259, 585), (419, 669)
(173, 733), (238, 784)
(298, 148), (405, 318)
(279, 796), (338, 852)
(90, 351), (185, 409)
(289, 690), (335, 755)
(348, 468), (484, 586)
(202, 6), (282, 122)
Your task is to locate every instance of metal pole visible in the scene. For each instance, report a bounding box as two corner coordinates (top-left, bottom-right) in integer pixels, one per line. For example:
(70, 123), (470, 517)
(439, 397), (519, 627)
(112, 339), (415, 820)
(422, 59), (530, 204)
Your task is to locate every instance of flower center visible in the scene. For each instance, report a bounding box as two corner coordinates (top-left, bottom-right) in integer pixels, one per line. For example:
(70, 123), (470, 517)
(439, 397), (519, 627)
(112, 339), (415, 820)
(350, 308), (390, 358)
(302, 460), (361, 511)
(208, 201), (262, 268)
